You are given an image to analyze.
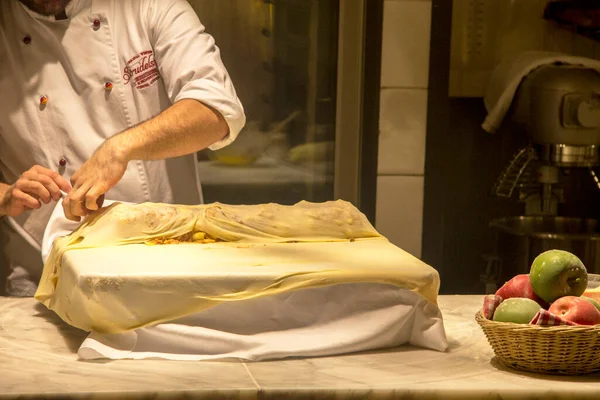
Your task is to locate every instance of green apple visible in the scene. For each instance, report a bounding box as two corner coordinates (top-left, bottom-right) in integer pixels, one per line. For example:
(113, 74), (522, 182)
(493, 298), (542, 324)
(582, 296), (600, 312)
(529, 250), (588, 303)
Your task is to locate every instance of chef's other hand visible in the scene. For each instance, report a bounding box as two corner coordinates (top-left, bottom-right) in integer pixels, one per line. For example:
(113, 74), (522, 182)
(0, 165), (72, 217)
(63, 141), (127, 222)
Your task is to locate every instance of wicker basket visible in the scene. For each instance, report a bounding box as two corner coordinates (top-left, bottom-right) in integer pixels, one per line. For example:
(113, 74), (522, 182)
(475, 310), (600, 375)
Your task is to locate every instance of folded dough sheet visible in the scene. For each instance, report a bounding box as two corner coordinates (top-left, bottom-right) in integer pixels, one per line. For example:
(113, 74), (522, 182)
(36, 200), (447, 359)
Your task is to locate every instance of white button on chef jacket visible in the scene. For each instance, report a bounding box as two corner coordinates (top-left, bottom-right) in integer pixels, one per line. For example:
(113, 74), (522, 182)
(0, 0), (246, 295)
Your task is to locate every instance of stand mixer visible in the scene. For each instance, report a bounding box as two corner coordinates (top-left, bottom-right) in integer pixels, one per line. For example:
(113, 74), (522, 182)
(487, 63), (600, 291)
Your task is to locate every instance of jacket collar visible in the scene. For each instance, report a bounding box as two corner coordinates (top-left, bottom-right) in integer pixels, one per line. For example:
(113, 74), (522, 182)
(19, 0), (89, 22)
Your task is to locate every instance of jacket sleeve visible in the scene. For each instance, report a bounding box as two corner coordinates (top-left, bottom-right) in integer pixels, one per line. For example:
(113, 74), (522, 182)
(146, 0), (246, 150)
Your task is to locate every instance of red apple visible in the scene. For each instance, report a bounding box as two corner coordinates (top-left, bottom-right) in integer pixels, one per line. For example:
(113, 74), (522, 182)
(548, 296), (600, 325)
(495, 274), (549, 308)
(582, 296), (600, 312)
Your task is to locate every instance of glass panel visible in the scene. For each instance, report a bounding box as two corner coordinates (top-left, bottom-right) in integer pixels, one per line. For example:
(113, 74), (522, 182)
(187, 0), (339, 205)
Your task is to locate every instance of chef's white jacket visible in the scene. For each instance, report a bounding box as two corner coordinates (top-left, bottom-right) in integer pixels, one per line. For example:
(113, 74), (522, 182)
(0, 0), (246, 295)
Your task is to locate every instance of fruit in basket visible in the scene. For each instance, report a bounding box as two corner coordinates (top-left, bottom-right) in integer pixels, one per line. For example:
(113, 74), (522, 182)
(495, 274), (548, 307)
(492, 298), (543, 324)
(583, 286), (600, 301)
(548, 296), (600, 325)
(529, 250), (588, 303)
(582, 296), (600, 312)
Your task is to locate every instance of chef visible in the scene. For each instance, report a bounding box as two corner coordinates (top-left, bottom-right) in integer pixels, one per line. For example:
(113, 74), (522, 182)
(0, 0), (246, 296)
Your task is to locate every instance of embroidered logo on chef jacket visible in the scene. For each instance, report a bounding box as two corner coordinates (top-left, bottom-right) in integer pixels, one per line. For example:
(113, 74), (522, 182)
(122, 50), (160, 89)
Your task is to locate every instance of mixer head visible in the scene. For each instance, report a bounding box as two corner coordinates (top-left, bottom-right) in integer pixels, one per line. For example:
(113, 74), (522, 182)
(511, 63), (600, 164)
(492, 63), (600, 215)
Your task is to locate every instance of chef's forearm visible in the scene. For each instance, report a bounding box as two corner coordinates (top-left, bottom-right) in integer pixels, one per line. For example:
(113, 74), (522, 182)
(0, 182), (10, 216)
(107, 99), (229, 162)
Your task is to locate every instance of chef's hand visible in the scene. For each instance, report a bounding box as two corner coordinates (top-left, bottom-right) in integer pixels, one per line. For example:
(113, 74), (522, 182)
(63, 141), (128, 222)
(0, 165), (72, 217)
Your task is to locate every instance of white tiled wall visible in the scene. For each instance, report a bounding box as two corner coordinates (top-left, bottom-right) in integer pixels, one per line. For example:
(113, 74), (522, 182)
(378, 88), (427, 175)
(380, 0), (431, 89)
(375, 0), (432, 258)
(376, 176), (425, 256)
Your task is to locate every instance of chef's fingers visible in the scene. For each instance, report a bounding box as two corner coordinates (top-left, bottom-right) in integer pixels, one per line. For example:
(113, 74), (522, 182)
(70, 197), (90, 217)
(84, 187), (105, 211)
(14, 178), (52, 204)
(22, 167), (71, 202)
(67, 185), (93, 217)
(61, 196), (81, 222)
(12, 188), (42, 210)
(32, 173), (62, 202)
(33, 166), (72, 195)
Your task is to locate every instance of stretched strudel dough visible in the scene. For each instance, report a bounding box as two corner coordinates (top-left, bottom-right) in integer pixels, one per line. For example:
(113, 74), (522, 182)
(35, 200), (441, 333)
